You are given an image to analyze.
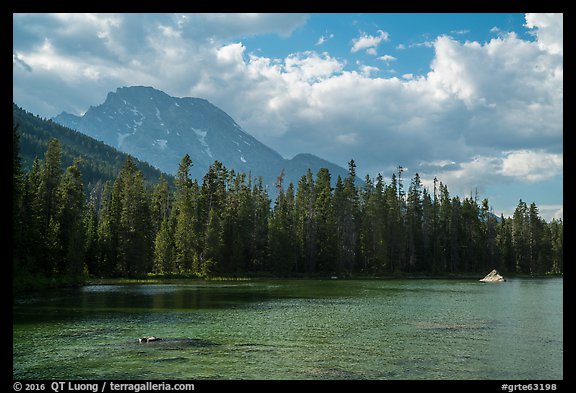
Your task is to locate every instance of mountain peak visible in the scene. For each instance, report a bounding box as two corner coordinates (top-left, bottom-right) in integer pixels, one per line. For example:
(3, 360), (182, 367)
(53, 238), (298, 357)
(53, 86), (351, 191)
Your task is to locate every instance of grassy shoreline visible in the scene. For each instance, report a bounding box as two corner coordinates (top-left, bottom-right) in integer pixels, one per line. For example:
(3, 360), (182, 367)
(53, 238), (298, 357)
(14, 270), (563, 294)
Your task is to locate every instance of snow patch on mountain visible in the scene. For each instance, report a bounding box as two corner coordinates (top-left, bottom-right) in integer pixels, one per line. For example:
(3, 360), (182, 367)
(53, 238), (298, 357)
(192, 127), (213, 158)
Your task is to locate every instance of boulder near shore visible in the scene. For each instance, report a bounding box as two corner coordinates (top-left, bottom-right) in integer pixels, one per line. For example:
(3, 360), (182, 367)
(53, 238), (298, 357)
(479, 269), (506, 283)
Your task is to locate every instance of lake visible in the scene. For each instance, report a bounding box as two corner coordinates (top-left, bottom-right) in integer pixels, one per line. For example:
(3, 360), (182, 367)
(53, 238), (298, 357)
(13, 278), (563, 380)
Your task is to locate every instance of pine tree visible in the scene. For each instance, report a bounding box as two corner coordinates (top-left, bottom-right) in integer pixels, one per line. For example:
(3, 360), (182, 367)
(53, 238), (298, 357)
(39, 139), (64, 275)
(198, 161), (228, 274)
(295, 169), (317, 273)
(114, 157), (153, 276)
(343, 161), (361, 273)
(83, 200), (100, 275)
(20, 158), (44, 273)
(481, 198), (497, 272)
(421, 189), (434, 273)
(549, 218), (563, 274)
(436, 183), (451, 273)
(203, 208), (223, 277)
(357, 174), (386, 274)
(269, 187), (296, 276)
(55, 158), (86, 280)
(173, 155), (198, 274)
(314, 168), (337, 273)
(383, 173), (404, 273)
(333, 176), (349, 272)
(432, 182), (452, 273)
(151, 176), (172, 236)
(527, 202), (548, 274)
(460, 197), (482, 272)
(512, 199), (529, 274)
(40, 139), (63, 231)
(13, 124), (24, 268)
(449, 196), (461, 273)
(151, 175), (176, 274)
(154, 214), (176, 274)
(97, 181), (120, 276)
(250, 176), (270, 272)
(406, 173), (423, 272)
(496, 215), (515, 274)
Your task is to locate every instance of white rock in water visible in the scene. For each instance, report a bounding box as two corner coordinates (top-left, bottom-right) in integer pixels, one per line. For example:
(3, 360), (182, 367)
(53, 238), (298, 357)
(139, 336), (161, 343)
(480, 269), (506, 283)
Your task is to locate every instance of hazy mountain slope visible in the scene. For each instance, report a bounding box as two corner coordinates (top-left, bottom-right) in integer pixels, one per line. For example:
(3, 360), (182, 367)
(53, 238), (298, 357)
(14, 103), (170, 187)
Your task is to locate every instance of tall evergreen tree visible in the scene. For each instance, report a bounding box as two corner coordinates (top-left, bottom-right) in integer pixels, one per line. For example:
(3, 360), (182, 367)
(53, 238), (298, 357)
(512, 199), (529, 274)
(383, 173), (403, 273)
(496, 215), (515, 274)
(343, 161), (361, 273)
(449, 196), (461, 273)
(334, 176), (349, 272)
(151, 176), (172, 236)
(421, 189), (434, 273)
(40, 139), (63, 231)
(203, 208), (223, 276)
(154, 214), (176, 274)
(39, 139), (64, 275)
(406, 173), (424, 271)
(295, 169), (317, 273)
(97, 181), (119, 276)
(479, 199), (491, 270)
(527, 202), (548, 275)
(314, 168), (337, 273)
(20, 158), (45, 273)
(250, 176), (271, 272)
(198, 161), (228, 275)
(549, 218), (563, 274)
(114, 157), (153, 276)
(435, 183), (451, 273)
(173, 155), (198, 274)
(460, 197), (482, 272)
(84, 200), (100, 276)
(13, 124), (24, 267)
(55, 158), (86, 280)
(269, 186), (297, 276)
(151, 175), (176, 274)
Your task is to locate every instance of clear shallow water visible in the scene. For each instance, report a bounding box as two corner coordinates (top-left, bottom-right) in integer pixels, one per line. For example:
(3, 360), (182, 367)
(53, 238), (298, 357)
(13, 278), (563, 380)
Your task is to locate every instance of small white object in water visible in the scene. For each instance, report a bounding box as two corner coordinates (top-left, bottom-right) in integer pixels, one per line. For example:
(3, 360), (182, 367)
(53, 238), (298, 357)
(139, 336), (161, 343)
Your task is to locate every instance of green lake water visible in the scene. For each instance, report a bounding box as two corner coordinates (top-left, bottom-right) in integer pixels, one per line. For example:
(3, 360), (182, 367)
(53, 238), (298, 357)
(13, 278), (563, 380)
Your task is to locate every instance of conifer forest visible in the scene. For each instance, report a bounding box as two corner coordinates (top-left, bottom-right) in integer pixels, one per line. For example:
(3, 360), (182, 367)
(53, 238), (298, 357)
(13, 125), (563, 287)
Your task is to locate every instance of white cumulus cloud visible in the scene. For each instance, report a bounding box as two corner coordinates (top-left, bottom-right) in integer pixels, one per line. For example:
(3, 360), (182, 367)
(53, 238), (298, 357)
(500, 150), (563, 182)
(351, 30), (389, 54)
(316, 33), (334, 46)
(378, 54), (396, 62)
(525, 13), (563, 55)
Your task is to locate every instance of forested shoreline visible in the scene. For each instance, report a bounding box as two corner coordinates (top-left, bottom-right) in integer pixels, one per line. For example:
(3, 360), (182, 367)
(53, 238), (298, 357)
(13, 126), (563, 290)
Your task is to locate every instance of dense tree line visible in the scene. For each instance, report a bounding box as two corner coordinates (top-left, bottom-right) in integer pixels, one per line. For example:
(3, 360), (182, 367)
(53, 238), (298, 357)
(13, 131), (563, 283)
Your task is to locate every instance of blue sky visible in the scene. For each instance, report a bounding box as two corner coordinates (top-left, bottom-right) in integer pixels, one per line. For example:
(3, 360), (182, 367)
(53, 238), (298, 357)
(243, 13), (532, 76)
(12, 13), (563, 221)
